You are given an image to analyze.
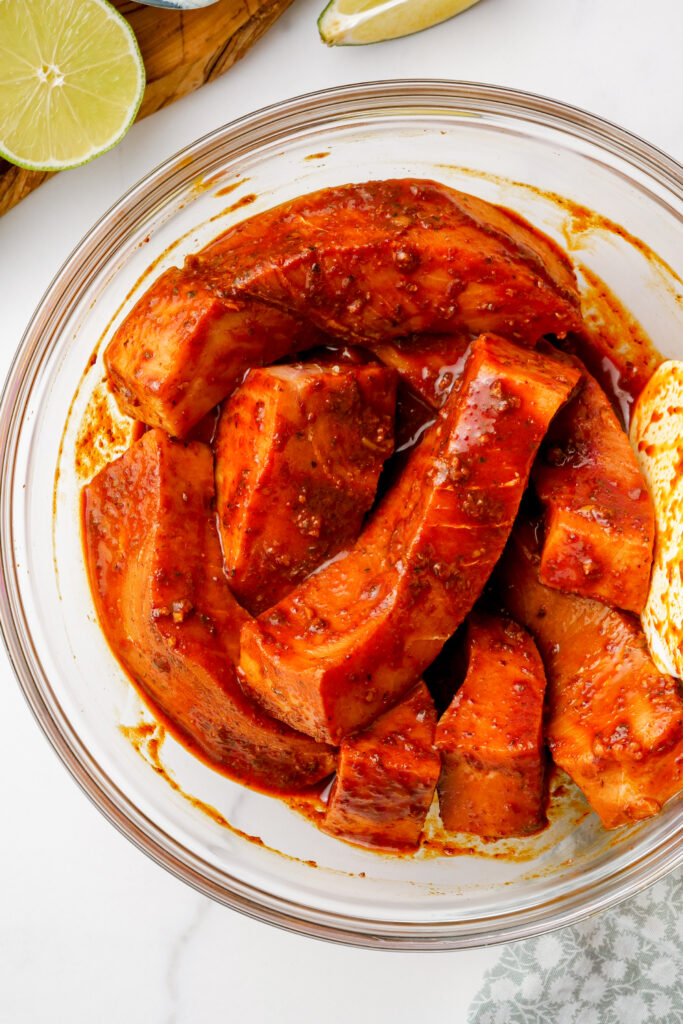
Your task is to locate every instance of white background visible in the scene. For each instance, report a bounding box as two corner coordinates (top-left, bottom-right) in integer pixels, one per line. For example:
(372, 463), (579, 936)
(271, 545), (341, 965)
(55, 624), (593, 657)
(1, 1), (682, 1021)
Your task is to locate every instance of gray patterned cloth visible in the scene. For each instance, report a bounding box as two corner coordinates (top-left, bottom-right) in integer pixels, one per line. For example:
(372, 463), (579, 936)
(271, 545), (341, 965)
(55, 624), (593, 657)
(469, 869), (682, 1024)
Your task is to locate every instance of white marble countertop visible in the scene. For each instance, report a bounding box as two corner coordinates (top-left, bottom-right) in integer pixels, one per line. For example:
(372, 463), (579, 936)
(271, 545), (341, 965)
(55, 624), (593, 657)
(1, 1), (681, 1021)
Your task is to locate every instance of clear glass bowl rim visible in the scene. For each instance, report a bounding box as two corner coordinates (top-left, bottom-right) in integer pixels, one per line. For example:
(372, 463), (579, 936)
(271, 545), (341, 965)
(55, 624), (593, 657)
(1, 79), (682, 951)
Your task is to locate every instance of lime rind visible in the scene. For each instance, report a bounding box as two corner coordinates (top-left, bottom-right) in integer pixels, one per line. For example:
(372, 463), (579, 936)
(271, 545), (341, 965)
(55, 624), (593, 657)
(0, 0), (145, 172)
(318, 0), (482, 46)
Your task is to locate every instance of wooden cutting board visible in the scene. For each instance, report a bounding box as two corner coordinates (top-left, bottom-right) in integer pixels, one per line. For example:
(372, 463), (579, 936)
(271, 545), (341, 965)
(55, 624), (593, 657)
(0, 0), (295, 217)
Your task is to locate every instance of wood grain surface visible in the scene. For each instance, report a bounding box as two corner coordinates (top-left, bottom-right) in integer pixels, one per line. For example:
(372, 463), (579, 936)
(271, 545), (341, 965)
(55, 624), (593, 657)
(0, 0), (295, 217)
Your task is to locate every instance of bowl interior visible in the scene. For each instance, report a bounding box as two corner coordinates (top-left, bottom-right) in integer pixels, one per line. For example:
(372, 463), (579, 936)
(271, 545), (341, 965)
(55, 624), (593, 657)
(3, 83), (683, 948)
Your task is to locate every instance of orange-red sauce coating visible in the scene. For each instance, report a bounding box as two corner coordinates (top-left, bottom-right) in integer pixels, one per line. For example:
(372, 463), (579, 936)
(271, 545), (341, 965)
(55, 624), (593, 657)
(71, 175), (674, 856)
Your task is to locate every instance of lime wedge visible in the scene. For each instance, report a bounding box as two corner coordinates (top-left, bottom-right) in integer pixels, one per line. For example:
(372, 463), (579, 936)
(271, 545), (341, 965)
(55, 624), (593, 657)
(318, 0), (482, 45)
(0, 0), (145, 171)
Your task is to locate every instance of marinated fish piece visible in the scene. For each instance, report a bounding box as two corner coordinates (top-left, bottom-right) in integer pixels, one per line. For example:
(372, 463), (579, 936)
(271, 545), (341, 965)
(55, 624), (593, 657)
(202, 179), (581, 344)
(104, 266), (324, 436)
(239, 334), (580, 744)
(215, 362), (397, 615)
(435, 610), (547, 838)
(106, 179), (582, 436)
(533, 352), (654, 614)
(630, 360), (683, 678)
(498, 520), (683, 829)
(322, 681), (440, 852)
(83, 430), (336, 793)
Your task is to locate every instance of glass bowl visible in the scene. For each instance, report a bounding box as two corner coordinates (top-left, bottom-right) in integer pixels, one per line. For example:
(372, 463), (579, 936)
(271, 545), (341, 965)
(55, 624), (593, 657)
(1, 81), (682, 950)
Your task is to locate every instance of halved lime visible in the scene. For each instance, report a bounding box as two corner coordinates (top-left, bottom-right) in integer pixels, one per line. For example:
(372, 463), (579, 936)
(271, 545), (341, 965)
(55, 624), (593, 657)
(319, 0), (482, 45)
(0, 0), (145, 171)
